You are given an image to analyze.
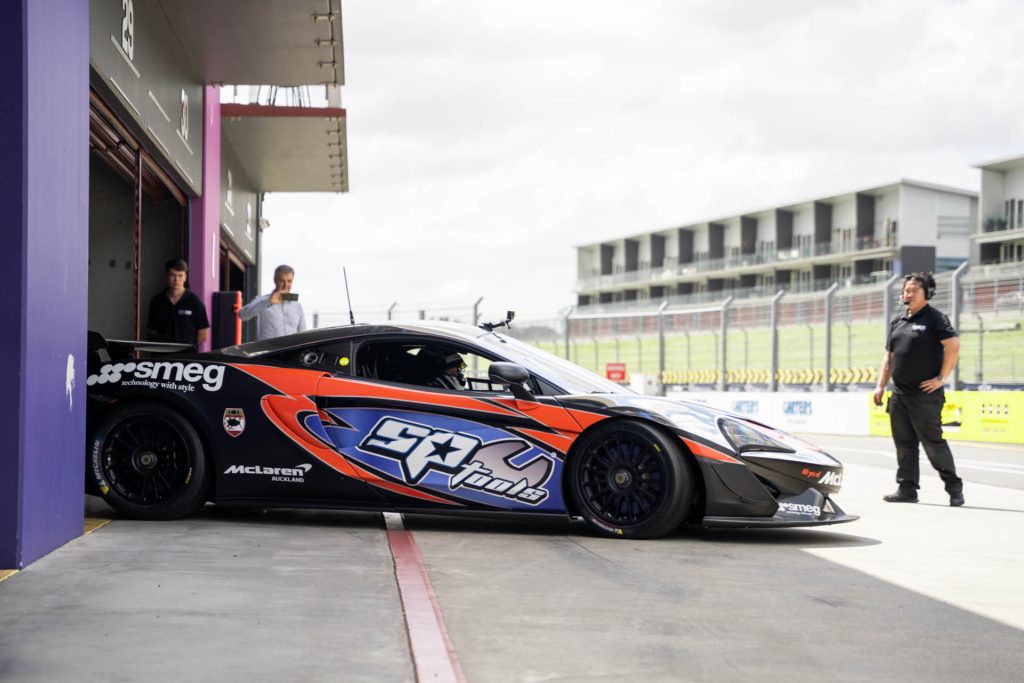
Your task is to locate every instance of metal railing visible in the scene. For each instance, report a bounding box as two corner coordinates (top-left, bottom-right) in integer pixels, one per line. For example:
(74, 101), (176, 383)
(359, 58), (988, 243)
(576, 235), (897, 290)
(220, 84), (342, 108)
(303, 269), (1024, 393)
(510, 267), (1024, 393)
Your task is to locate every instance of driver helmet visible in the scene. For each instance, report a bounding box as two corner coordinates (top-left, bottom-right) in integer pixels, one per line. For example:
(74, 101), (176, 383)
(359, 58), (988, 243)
(444, 352), (467, 383)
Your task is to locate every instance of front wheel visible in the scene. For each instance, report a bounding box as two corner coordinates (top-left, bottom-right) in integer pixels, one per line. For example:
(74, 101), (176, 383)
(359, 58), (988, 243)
(89, 402), (208, 520)
(569, 421), (694, 539)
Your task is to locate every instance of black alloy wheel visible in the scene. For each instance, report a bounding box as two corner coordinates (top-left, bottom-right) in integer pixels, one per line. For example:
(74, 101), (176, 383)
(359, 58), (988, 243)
(570, 420), (693, 539)
(90, 402), (208, 520)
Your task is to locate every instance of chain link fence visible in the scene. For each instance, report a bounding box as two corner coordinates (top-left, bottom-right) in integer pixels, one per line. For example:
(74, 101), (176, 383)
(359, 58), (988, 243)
(506, 265), (1024, 393)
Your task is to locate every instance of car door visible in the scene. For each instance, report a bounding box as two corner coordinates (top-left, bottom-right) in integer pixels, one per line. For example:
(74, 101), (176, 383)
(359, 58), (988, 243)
(312, 336), (576, 514)
(214, 342), (389, 508)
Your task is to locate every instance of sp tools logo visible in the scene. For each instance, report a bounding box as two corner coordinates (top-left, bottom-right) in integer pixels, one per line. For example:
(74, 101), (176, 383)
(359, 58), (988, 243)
(359, 417), (552, 505)
(87, 361), (226, 392)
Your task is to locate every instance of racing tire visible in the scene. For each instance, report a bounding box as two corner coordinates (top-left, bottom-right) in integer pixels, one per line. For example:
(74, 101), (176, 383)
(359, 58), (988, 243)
(88, 401), (208, 520)
(569, 420), (694, 539)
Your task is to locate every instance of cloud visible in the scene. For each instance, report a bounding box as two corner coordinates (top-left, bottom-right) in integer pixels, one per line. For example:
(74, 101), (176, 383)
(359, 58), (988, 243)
(262, 0), (1024, 324)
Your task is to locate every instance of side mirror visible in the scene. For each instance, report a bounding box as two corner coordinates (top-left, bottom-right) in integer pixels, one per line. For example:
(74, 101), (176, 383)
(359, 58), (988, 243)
(488, 362), (535, 401)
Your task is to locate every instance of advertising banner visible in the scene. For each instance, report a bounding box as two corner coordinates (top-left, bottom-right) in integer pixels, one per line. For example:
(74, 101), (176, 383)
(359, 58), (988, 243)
(605, 362), (627, 381)
(869, 391), (1024, 444)
(669, 391), (872, 436)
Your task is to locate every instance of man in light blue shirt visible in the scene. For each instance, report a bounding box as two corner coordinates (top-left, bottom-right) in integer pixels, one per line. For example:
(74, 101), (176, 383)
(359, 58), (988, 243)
(239, 264), (307, 340)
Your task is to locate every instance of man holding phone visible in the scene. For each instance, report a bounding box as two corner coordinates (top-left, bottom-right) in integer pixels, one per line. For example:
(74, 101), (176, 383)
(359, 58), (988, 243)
(239, 264), (307, 340)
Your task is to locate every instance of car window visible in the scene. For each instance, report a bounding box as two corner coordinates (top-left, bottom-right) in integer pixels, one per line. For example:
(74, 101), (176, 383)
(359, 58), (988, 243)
(262, 341), (354, 375)
(476, 332), (630, 395)
(354, 339), (514, 394)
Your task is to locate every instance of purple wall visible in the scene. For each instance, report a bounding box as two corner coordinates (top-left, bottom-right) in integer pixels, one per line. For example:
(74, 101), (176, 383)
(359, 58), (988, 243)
(0, 0), (89, 568)
(189, 85), (222, 352)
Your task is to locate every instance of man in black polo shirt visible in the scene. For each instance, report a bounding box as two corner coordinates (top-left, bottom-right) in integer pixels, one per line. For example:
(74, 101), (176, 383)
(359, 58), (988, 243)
(873, 272), (964, 506)
(146, 259), (209, 347)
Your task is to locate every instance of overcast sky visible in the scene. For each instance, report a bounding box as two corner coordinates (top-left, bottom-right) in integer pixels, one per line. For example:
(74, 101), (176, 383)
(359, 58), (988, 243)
(260, 0), (1024, 326)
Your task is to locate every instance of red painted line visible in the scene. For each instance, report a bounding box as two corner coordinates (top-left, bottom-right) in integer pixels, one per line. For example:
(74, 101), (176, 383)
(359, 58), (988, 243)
(384, 513), (466, 683)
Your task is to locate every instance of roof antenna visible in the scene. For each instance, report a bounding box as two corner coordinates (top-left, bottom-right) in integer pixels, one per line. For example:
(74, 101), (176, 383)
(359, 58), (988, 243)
(343, 267), (356, 325)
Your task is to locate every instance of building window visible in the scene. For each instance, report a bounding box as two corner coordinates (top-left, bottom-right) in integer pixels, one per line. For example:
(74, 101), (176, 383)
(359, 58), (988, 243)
(937, 216), (970, 238)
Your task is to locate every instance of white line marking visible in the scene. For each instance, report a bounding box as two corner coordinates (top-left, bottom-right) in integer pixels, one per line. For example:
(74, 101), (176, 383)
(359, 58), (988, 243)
(826, 446), (1024, 474)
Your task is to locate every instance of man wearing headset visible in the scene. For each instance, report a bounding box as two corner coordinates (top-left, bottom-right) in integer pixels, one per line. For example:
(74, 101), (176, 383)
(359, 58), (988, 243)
(873, 272), (964, 506)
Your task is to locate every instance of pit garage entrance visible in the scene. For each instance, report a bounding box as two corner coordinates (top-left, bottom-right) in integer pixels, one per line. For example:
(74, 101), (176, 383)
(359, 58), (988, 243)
(88, 90), (190, 340)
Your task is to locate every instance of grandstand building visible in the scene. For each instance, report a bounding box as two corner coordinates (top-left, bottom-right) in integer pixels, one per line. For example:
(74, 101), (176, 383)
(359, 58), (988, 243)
(575, 180), (976, 310)
(975, 154), (1024, 268)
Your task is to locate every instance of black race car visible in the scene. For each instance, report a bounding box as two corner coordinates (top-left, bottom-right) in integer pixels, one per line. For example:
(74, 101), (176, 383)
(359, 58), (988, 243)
(85, 321), (856, 538)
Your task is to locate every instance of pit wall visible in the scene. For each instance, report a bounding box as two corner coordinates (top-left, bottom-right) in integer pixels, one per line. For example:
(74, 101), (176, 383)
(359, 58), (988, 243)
(660, 385), (1024, 445)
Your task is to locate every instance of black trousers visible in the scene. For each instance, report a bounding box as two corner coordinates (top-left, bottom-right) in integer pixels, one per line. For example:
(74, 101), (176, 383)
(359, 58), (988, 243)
(888, 392), (963, 494)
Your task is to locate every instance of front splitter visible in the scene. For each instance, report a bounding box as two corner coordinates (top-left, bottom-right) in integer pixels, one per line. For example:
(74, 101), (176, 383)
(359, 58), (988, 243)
(701, 512), (860, 528)
(703, 487), (858, 528)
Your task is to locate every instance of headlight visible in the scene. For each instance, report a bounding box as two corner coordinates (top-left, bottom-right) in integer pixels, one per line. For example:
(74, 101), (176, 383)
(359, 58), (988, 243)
(718, 418), (795, 454)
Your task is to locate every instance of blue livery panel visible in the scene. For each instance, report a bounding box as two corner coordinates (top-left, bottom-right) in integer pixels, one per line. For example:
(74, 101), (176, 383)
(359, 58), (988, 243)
(318, 408), (565, 512)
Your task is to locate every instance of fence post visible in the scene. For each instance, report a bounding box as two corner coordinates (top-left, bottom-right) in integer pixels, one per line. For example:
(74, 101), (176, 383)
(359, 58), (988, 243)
(769, 290), (785, 392)
(657, 302), (668, 395)
(313, 311), (319, 329)
(470, 297), (485, 374)
(685, 330), (691, 371)
(882, 273), (901, 347)
(950, 262), (968, 390)
(387, 302), (397, 320)
(472, 297), (484, 326)
(719, 296), (733, 392)
(844, 320), (852, 368)
(824, 282), (839, 392)
(807, 324), (814, 371)
(741, 328), (749, 369)
(974, 312), (984, 384)
(563, 307), (574, 360)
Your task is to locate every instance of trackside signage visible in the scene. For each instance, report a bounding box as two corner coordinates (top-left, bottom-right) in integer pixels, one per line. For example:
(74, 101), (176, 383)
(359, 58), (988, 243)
(606, 362), (627, 382)
(87, 361), (225, 392)
(668, 391), (871, 436)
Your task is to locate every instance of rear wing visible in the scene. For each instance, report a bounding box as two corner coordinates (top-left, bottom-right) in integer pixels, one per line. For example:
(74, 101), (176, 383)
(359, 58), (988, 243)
(87, 330), (194, 373)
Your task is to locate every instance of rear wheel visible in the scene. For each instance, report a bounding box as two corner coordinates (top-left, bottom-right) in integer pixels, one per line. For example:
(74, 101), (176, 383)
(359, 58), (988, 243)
(569, 421), (693, 539)
(88, 402), (208, 519)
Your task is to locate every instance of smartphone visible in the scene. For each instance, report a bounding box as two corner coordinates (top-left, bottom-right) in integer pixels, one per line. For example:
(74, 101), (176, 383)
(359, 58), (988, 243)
(280, 292), (299, 302)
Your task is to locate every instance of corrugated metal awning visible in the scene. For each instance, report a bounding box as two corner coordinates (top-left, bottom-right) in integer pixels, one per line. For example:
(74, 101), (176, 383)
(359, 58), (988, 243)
(157, 0), (344, 86)
(221, 103), (348, 193)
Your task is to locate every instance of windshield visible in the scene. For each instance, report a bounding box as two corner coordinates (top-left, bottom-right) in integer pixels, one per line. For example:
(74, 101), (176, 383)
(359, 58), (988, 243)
(478, 332), (632, 395)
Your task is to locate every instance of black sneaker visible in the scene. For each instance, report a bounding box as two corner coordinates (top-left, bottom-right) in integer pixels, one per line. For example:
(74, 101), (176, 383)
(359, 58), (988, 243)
(949, 493), (965, 507)
(883, 489), (919, 503)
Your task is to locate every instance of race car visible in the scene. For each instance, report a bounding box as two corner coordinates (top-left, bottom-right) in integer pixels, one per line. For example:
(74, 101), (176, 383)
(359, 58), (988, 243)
(84, 321), (857, 538)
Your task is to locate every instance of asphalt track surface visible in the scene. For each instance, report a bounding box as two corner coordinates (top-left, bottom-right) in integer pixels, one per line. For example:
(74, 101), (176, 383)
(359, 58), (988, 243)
(1, 434), (1022, 682)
